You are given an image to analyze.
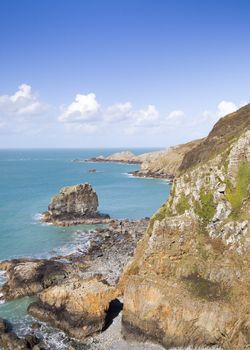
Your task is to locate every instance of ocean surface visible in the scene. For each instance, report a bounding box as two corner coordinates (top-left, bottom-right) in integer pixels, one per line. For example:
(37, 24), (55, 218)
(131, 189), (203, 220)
(0, 148), (171, 349)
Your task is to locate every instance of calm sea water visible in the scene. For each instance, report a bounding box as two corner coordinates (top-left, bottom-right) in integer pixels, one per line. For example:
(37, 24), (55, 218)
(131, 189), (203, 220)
(0, 148), (170, 261)
(0, 148), (170, 348)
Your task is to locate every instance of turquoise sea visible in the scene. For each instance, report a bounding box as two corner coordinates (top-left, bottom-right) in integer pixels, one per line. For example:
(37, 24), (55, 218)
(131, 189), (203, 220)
(0, 148), (170, 349)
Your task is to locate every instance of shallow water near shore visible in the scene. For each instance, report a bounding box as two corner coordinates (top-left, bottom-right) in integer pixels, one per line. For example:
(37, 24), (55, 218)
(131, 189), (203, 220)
(0, 148), (169, 261)
(0, 148), (170, 349)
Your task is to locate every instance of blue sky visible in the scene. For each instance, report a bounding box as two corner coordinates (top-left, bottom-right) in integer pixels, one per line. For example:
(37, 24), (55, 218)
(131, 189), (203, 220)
(0, 0), (249, 148)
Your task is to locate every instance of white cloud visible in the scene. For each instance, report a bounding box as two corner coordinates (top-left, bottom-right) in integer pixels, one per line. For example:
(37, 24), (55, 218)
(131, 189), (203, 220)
(59, 93), (100, 123)
(217, 100), (238, 117)
(105, 102), (133, 122)
(132, 104), (159, 127)
(0, 84), (47, 116)
(58, 94), (162, 134)
(166, 110), (185, 121)
(191, 100), (241, 129)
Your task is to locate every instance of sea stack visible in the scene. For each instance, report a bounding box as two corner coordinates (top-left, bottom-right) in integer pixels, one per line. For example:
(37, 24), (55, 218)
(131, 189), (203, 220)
(43, 183), (110, 225)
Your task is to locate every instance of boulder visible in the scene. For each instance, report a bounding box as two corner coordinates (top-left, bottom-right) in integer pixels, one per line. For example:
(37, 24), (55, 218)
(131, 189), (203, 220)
(28, 276), (118, 339)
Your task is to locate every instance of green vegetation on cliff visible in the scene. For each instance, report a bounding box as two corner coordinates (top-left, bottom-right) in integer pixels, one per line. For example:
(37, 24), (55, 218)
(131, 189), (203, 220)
(226, 161), (250, 218)
(176, 193), (189, 215)
(194, 188), (216, 225)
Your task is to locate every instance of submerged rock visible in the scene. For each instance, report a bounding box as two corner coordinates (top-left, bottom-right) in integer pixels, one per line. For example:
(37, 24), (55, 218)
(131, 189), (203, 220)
(42, 183), (110, 225)
(28, 276), (118, 340)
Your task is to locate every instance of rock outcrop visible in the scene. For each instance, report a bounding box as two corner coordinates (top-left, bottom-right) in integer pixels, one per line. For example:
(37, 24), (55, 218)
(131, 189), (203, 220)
(42, 183), (110, 225)
(120, 105), (250, 350)
(0, 259), (71, 300)
(28, 276), (118, 340)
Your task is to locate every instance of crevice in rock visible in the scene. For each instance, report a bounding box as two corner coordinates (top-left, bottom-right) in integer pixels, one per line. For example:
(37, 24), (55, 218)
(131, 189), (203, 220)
(102, 298), (123, 331)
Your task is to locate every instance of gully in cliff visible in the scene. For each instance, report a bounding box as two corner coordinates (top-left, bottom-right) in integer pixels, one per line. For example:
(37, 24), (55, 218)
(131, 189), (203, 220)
(42, 183), (110, 226)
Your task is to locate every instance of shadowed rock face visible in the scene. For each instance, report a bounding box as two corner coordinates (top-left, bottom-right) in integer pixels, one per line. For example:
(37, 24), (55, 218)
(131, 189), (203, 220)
(28, 276), (118, 340)
(0, 259), (71, 301)
(43, 183), (110, 225)
(120, 108), (250, 350)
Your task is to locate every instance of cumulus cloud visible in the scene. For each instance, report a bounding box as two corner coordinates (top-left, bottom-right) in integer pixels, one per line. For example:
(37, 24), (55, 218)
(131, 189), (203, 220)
(104, 102), (133, 123)
(166, 110), (185, 121)
(58, 93), (163, 134)
(191, 100), (241, 129)
(0, 84), (47, 116)
(55, 91), (247, 138)
(132, 105), (159, 127)
(217, 100), (238, 117)
(59, 93), (100, 123)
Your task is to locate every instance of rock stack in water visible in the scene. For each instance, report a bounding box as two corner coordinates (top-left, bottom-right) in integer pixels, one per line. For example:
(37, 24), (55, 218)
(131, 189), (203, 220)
(43, 183), (110, 225)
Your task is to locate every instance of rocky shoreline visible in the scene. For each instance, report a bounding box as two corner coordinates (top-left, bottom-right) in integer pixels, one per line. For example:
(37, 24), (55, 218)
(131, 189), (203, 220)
(0, 219), (149, 349)
(128, 170), (174, 182)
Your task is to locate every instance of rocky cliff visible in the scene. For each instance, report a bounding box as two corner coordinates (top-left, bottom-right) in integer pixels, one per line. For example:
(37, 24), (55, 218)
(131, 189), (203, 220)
(120, 105), (250, 350)
(134, 138), (203, 180)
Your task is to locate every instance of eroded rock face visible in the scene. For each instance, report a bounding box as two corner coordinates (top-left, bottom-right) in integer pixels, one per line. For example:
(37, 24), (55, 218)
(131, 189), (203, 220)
(0, 259), (70, 300)
(120, 115), (250, 349)
(28, 276), (118, 339)
(43, 183), (109, 225)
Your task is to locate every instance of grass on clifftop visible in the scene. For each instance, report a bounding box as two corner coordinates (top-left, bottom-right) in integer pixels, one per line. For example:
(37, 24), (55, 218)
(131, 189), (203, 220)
(226, 161), (250, 218)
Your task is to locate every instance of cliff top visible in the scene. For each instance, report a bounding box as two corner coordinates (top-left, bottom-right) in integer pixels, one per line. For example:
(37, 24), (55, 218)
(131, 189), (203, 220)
(179, 103), (250, 171)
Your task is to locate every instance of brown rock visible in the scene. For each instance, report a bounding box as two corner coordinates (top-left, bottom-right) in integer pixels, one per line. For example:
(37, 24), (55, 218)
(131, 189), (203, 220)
(28, 276), (118, 339)
(0, 259), (70, 300)
(43, 183), (109, 225)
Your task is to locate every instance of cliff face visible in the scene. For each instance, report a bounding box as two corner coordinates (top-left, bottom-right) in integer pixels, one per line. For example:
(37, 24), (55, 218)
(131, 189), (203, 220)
(120, 107), (250, 350)
(137, 138), (203, 178)
(179, 104), (250, 171)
